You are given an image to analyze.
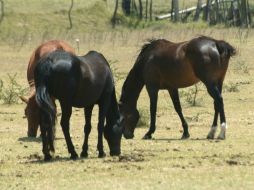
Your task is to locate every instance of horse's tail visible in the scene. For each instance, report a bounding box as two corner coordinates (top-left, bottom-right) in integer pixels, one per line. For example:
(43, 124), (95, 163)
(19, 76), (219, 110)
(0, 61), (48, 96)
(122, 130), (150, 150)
(216, 40), (236, 59)
(34, 57), (56, 152)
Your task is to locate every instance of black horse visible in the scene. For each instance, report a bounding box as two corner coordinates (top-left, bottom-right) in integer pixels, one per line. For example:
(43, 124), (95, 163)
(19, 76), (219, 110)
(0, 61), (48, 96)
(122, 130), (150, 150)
(34, 50), (123, 161)
(119, 36), (236, 140)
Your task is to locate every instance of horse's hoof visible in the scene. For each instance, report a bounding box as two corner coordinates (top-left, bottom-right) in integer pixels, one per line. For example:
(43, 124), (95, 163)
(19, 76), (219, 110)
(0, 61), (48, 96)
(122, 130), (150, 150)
(98, 152), (106, 158)
(217, 134), (225, 140)
(44, 154), (52, 161)
(207, 135), (214, 139)
(142, 134), (152, 140)
(70, 152), (78, 160)
(181, 133), (190, 140)
(80, 151), (88, 158)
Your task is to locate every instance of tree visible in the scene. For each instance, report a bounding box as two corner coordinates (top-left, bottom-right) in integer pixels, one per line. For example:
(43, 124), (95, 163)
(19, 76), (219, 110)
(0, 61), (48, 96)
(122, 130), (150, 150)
(138, 0), (143, 19)
(112, 0), (119, 28)
(194, 0), (203, 21)
(149, 0), (153, 21)
(204, 0), (212, 23)
(122, 0), (131, 15)
(0, 0), (4, 24)
(67, 0), (74, 29)
(171, 0), (179, 22)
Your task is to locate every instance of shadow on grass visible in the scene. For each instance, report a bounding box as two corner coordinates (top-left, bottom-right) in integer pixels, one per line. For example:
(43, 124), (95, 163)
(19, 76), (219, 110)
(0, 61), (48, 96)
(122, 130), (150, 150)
(18, 137), (42, 143)
(18, 137), (65, 143)
(153, 137), (214, 141)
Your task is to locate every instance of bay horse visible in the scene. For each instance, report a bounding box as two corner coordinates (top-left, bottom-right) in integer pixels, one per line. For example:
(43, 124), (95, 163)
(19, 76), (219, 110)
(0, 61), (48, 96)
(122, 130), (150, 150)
(119, 36), (236, 140)
(20, 40), (75, 137)
(34, 50), (123, 161)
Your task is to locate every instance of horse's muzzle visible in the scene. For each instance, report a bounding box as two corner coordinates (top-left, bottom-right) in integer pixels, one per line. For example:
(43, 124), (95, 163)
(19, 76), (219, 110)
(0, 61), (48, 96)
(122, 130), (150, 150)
(123, 130), (134, 139)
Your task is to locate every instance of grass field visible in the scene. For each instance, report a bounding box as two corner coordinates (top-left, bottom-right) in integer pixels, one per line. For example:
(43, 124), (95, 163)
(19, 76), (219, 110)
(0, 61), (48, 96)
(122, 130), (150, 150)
(0, 1), (254, 189)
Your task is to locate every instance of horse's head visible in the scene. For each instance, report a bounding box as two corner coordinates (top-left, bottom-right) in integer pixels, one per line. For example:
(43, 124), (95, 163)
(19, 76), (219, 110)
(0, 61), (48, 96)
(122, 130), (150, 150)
(20, 95), (39, 137)
(119, 102), (140, 139)
(104, 115), (124, 156)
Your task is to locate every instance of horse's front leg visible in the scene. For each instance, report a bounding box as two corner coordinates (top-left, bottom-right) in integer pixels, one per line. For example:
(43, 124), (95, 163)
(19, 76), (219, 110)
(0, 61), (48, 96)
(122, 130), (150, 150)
(143, 86), (159, 140)
(206, 83), (227, 140)
(81, 106), (94, 158)
(169, 89), (190, 139)
(60, 102), (78, 159)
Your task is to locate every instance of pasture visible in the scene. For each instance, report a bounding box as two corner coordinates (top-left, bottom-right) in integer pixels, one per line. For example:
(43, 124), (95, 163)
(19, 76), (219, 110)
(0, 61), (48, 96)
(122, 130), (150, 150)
(0, 27), (254, 189)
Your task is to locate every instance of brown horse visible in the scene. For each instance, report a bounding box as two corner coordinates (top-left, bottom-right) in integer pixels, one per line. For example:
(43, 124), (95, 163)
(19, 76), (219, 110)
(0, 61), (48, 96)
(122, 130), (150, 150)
(119, 36), (236, 140)
(20, 40), (75, 137)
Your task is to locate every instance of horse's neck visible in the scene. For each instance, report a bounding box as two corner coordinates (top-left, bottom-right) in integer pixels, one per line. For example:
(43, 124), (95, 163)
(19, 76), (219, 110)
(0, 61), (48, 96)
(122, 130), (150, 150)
(28, 80), (36, 97)
(120, 69), (144, 109)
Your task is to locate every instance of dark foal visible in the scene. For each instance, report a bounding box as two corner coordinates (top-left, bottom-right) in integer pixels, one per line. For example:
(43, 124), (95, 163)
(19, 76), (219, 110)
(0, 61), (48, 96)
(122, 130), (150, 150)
(20, 40), (75, 137)
(119, 36), (236, 140)
(34, 50), (123, 161)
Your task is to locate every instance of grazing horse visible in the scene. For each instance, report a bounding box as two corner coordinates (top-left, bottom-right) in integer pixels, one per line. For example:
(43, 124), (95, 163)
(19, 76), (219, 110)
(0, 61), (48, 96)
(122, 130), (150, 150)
(119, 36), (236, 140)
(34, 50), (123, 161)
(20, 40), (75, 137)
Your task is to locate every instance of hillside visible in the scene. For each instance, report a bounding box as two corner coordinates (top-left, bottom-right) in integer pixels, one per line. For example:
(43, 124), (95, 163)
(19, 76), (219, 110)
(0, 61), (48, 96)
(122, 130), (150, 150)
(0, 0), (220, 44)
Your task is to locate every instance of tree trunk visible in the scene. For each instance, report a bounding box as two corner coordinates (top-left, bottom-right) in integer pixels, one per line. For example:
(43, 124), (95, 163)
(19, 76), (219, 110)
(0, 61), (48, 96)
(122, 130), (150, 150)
(241, 0), (249, 26)
(194, 0), (203, 21)
(122, 0), (131, 15)
(0, 0), (5, 23)
(204, 0), (211, 23)
(112, 0), (119, 28)
(171, 0), (179, 22)
(145, 0), (148, 21)
(138, 0), (143, 19)
(149, 0), (153, 20)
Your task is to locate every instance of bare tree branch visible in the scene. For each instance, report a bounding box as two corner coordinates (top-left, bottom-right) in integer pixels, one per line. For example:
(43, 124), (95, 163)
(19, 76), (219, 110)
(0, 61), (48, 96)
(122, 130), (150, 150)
(67, 0), (74, 29)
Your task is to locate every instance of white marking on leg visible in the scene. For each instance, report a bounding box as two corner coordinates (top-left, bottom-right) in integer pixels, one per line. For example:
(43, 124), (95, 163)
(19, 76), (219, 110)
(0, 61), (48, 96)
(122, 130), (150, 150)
(207, 125), (217, 139)
(217, 122), (227, 140)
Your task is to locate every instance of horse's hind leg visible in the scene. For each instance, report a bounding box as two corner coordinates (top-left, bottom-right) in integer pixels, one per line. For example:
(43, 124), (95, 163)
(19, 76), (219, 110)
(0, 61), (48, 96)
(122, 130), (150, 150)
(81, 106), (94, 158)
(40, 124), (51, 161)
(207, 83), (222, 139)
(143, 86), (159, 140)
(97, 102), (108, 158)
(40, 113), (52, 161)
(169, 89), (190, 139)
(206, 83), (226, 140)
(60, 102), (78, 159)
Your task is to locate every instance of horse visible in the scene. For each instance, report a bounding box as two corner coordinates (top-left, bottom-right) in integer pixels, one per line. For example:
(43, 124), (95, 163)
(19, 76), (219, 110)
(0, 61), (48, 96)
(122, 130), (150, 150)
(34, 50), (123, 161)
(119, 36), (236, 140)
(20, 40), (75, 137)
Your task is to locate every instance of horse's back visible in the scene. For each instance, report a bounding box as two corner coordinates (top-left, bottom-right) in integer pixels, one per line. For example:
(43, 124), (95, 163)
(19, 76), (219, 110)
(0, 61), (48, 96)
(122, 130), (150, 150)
(72, 51), (113, 107)
(27, 40), (75, 85)
(141, 39), (199, 88)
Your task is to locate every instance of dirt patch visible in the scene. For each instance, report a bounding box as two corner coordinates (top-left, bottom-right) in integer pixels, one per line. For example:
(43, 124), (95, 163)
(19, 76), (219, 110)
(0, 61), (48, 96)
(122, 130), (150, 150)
(119, 154), (145, 162)
(104, 153), (145, 163)
(27, 153), (42, 160)
(226, 160), (238, 165)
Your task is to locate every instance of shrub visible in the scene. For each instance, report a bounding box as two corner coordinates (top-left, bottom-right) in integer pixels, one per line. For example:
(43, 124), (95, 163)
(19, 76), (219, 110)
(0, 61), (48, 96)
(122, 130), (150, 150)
(0, 73), (28, 104)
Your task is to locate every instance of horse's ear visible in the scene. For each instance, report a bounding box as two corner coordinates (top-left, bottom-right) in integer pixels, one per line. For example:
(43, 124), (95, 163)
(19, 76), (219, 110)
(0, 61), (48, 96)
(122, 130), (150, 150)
(20, 96), (28, 104)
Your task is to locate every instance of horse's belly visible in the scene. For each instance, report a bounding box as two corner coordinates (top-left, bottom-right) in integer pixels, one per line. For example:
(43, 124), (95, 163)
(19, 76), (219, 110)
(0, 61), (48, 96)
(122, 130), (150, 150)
(72, 91), (101, 107)
(160, 70), (199, 89)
